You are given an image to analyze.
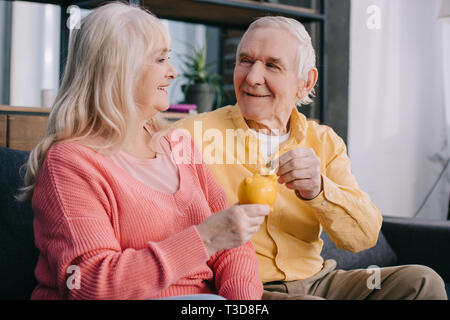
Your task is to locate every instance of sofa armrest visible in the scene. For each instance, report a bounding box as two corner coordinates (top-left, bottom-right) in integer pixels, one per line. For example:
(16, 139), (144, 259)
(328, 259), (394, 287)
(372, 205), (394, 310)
(381, 216), (450, 282)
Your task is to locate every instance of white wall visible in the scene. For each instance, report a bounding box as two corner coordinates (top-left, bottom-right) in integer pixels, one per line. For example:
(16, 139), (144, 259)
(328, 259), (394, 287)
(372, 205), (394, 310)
(10, 2), (60, 107)
(348, 0), (450, 219)
(162, 19), (207, 105)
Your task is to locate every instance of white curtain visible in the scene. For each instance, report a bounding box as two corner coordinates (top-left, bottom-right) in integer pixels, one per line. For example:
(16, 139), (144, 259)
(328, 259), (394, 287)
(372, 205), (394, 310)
(348, 0), (450, 219)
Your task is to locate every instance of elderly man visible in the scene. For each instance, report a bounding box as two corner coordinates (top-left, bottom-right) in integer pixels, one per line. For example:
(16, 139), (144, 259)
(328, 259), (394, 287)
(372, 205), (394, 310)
(175, 16), (447, 300)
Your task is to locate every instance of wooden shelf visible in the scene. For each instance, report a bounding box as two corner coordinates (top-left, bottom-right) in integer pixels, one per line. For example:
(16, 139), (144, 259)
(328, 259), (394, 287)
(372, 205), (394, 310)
(164, 111), (197, 121)
(11, 0), (327, 122)
(0, 105), (193, 151)
(0, 106), (50, 151)
(138, 0), (323, 28)
(0, 105), (51, 114)
(0, 105), (191, 119)
(46, 0), (324, 28)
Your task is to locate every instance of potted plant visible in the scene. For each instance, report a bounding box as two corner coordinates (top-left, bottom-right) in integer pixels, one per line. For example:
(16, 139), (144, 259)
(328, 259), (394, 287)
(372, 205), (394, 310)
(179, 43), (223, 113)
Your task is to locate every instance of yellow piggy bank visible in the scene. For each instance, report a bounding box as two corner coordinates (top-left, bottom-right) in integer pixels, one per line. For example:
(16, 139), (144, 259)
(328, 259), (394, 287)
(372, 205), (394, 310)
(237, 174), (278, 212)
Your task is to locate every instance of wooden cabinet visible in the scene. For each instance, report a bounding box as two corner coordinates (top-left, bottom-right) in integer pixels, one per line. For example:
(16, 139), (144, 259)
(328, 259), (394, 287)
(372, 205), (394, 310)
(136, 0), (322, 28)
(2, 1), (328, 150)
(0, 106), (191, 151)
(24, 1), (326, 123)
(0, 106), (50, 151)
(0, 115), (7, 147)
(27, 1), (323, 28)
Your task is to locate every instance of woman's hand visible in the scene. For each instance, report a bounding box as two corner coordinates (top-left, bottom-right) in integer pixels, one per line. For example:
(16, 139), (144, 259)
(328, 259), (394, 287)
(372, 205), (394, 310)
(197, 204), (270, 257)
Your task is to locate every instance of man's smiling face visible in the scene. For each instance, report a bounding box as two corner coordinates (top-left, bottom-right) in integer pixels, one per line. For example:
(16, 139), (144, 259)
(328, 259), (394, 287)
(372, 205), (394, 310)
(233, 27), (303, 125)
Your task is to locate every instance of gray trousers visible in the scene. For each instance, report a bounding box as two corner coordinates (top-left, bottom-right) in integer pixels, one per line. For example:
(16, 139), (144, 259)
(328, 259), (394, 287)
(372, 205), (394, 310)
(263, 260), (448, 300)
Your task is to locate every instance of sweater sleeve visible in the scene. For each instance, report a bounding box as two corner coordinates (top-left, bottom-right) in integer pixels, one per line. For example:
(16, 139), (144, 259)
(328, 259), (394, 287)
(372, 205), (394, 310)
(194, 145), (263, 300)
(304, 128), (383, 252)
(32, 143), (209, 300)
(169, 130), (263, 299)
(208, 241), (263, 300)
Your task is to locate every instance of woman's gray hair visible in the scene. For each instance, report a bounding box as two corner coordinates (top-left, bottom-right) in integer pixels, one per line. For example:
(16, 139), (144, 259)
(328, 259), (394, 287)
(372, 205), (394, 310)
(236, 16), (317, 106)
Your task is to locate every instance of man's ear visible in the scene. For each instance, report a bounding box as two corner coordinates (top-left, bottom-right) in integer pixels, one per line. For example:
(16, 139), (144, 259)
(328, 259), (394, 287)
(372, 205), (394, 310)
(297, 68), (319, 99)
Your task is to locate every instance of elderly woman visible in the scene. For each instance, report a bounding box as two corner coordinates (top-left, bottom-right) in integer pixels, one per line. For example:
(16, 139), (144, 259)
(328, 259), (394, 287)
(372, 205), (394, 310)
(176, 16), (447, 300)
(18, 3), (269, 300)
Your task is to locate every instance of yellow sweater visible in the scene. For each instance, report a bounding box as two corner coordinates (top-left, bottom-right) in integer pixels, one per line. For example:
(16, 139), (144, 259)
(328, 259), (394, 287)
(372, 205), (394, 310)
(175, 105), (383, 283)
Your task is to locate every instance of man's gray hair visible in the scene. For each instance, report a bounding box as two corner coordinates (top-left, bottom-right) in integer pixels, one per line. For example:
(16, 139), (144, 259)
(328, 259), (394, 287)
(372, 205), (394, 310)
(236, 16), (317, 106)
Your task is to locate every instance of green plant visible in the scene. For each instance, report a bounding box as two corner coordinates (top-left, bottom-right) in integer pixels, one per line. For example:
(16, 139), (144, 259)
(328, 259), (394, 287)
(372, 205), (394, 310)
(179, 43), (224, 108)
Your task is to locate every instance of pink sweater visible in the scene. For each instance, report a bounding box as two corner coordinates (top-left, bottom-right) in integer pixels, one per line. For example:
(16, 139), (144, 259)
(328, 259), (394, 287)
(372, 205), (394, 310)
(108, 136), (180, 194)
(31, 132), (263, 300)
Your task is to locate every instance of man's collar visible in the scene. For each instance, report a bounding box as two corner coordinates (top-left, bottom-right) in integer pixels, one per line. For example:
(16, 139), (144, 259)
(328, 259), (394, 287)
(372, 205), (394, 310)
(230, 103), (307, 143)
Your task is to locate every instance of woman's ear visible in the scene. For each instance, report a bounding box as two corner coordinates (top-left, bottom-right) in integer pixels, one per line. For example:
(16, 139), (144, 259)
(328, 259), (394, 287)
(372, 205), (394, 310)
(297, 68), (319, 99)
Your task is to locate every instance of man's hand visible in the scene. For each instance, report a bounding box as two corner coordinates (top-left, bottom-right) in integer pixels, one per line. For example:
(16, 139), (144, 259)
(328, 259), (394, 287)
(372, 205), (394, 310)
(276, 148), (323, 200)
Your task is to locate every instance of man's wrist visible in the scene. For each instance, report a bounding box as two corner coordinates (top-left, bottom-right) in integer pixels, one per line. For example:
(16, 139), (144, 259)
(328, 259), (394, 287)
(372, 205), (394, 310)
(295, 189), (321, 201)
(295, 176), (324, 200)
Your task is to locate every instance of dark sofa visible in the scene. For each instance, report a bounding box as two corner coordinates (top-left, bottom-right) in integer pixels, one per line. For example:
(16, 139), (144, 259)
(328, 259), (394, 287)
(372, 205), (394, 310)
(1, 146), (449, 299)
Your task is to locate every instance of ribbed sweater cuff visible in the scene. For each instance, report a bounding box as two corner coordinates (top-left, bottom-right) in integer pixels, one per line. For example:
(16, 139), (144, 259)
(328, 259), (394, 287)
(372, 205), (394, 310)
(219, 278), (263, 300)
(148, 226), (210, 277)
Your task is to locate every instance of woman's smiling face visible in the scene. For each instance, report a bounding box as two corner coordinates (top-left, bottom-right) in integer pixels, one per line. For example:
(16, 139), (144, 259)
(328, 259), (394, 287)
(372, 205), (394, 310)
(135, 45), (178, 119)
